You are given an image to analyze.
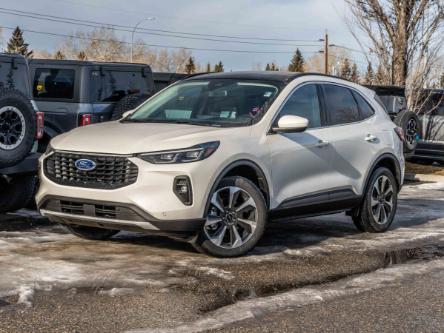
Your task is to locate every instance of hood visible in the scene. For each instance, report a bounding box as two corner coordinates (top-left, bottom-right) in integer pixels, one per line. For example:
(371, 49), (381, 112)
(51, 121), (240, 154)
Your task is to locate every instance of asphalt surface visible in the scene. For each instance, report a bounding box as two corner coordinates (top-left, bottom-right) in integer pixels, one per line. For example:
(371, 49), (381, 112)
(0, 176), (444, 333)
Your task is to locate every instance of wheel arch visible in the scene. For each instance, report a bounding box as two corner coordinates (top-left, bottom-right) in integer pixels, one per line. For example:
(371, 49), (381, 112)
(204, 159), (271, 214)
(364, 153), (402, 193)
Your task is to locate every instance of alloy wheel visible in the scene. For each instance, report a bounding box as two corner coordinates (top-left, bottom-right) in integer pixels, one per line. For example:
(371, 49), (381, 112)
(405, 118), (418, 145)
(371, 175), (394, 225)
(204, 186), (258, 249)
(0, 106), (26, 150)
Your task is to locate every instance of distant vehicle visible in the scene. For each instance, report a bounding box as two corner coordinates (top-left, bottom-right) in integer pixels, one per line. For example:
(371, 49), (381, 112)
(366, 85), (421, 157)
(37, 72), (404, 257)
(28, 59), (155, 151)
(412, 89), (444, 164)
(152, 72), (188, 92)
(0, 53), (44, 214)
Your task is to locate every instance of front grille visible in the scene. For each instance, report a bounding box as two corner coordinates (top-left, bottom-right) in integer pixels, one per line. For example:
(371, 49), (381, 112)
(44, 152), (138, 189)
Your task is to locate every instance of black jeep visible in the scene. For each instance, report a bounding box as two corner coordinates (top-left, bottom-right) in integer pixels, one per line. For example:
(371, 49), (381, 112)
(366, 85), (421, 157)
(28, 59), (155, 151)
(0, 53), (44, 213)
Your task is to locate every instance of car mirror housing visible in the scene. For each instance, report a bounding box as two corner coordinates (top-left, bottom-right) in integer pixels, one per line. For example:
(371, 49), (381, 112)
(272, 115), (309, 133)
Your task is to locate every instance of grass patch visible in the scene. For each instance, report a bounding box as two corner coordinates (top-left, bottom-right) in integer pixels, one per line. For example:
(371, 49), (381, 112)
(406, 162), (444, 176)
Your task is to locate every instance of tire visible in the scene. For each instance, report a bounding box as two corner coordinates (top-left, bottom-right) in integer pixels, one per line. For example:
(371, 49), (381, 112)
(0, 88), (36, 168)
(352, 167), (398, 233)
(394, 111), (421, 153)
(65, 225), (119, 240)
(0, 175), (37, 213)
(193, 176), (267, 257)
(110, 94), (151, 121)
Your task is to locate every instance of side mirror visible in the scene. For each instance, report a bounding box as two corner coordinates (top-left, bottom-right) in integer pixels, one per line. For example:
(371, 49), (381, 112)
(121, 110), (134, 119)
(272, 115), (309, 133)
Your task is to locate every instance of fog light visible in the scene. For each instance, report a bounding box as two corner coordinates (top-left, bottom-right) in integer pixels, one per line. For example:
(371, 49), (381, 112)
(174, 176), (192, 205)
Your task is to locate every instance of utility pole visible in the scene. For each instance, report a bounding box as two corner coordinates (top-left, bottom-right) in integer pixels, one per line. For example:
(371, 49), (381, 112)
(324, 30), (329, 75)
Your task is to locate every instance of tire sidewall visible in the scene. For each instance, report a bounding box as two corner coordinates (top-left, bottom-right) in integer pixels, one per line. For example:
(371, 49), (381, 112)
(362, 167), (398, 232)
(395, 111), (420, 153)
(197, 176), (267, 257)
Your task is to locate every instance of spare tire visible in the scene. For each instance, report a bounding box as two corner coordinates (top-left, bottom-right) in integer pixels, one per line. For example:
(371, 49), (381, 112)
(393, 110), (421, 153)
(0, 88), (36, 168)
(110, 93), (151, 121)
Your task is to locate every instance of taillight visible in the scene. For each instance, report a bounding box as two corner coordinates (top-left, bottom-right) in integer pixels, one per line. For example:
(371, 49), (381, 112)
(36, 112), (44, 140)
(80, 114), (92, 126)
(394, 127), (405, 142)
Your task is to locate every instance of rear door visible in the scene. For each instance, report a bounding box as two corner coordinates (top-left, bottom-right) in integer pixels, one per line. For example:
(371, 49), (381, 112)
(320, 83), (379, 196)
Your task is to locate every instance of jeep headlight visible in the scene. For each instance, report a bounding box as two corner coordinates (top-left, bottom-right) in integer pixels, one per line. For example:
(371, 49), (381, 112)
(139, 141), (220, 164)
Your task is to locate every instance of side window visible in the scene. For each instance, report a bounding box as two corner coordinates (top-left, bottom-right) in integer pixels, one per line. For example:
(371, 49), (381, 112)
(323, 84), (360, 125)
(91, 70), (150, 102)
(33, 68), (75, 99)
(279, 84), (322, 128)
(353, 91), (375, 119)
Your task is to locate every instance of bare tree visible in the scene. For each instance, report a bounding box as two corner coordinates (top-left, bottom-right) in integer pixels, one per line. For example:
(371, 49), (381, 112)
(346, 1), (444, 86)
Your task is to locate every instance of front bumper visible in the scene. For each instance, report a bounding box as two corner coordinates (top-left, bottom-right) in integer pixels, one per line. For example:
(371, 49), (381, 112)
(36, 152), (215, 233)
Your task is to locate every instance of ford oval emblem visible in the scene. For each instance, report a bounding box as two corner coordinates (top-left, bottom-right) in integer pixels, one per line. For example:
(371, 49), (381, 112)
(74, 159), (96, 171)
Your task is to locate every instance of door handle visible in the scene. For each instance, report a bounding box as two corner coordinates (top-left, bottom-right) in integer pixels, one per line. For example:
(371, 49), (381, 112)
(315, 140), (330, 148)
(365, 134), (378, 142)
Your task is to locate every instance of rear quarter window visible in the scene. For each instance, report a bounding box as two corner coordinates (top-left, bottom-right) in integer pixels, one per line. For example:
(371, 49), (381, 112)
(33, 68), (75, 99)
(352, 91), (375, 119)
(91, 70), (152, 103)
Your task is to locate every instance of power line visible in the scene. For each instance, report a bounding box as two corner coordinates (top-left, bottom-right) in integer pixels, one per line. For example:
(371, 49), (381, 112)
(56, 0), (324, 33)
(0, 26), (321, 55)
(0, 8), (323, 46)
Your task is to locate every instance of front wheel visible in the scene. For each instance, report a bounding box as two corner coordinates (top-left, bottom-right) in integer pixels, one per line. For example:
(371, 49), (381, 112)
(352, 167), (398, 232)
(193, 176), (267, 257)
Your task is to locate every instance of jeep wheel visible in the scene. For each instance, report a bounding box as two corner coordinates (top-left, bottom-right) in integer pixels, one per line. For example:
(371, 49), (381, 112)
(352, 167), (398, 232)
(394, 111), (420, 153)
(110, 93), (151, 121)
(65, 225), (119, 240)
(193, 176), (267, 257)
(0, 175), (37, 213)
(0, 88), (36, 168)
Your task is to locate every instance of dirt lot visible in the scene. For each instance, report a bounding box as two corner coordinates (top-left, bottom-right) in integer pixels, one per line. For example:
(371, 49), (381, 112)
(1, 175), (444, 332)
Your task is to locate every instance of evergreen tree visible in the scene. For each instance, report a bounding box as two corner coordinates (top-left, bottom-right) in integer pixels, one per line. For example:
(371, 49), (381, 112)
(363, 62), (375, 85)
(54, 50), (66, 60)
(288, 49), (305, 72)
(5, 26), (33, 58)
(185, 56), (196, 74)
(206, 62), (211, 72)
(339, 58), (352, 80)
(350, 63), (359, 83)
(77, 51), (87, 61)
(214, 61), (224, 72)
(265, 63), (271, 71)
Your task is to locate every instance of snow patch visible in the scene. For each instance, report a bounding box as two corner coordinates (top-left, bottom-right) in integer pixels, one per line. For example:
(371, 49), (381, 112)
(17, 286), (34, 307)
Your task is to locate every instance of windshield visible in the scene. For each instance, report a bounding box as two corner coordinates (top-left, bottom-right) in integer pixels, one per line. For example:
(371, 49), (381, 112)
(126, 79), (281, 127)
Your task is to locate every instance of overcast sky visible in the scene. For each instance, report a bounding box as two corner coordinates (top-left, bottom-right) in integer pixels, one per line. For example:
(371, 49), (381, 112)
(0, 0), (367, 71)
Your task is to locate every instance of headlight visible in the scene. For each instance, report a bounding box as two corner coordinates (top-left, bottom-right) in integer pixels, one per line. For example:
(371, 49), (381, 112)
(139, 141), (220, 164)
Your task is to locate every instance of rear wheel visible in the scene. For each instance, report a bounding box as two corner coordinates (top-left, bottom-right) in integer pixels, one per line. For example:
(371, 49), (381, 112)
(352, 167), (398, 232)
(0, 175), (37, 213)
(65, 225), (119, 240)
(110, 94), (151, 120)
(193, 176), (267, 257)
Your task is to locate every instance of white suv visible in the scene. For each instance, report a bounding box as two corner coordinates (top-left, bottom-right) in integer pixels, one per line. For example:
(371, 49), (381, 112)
(37, 72), (405, 257)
